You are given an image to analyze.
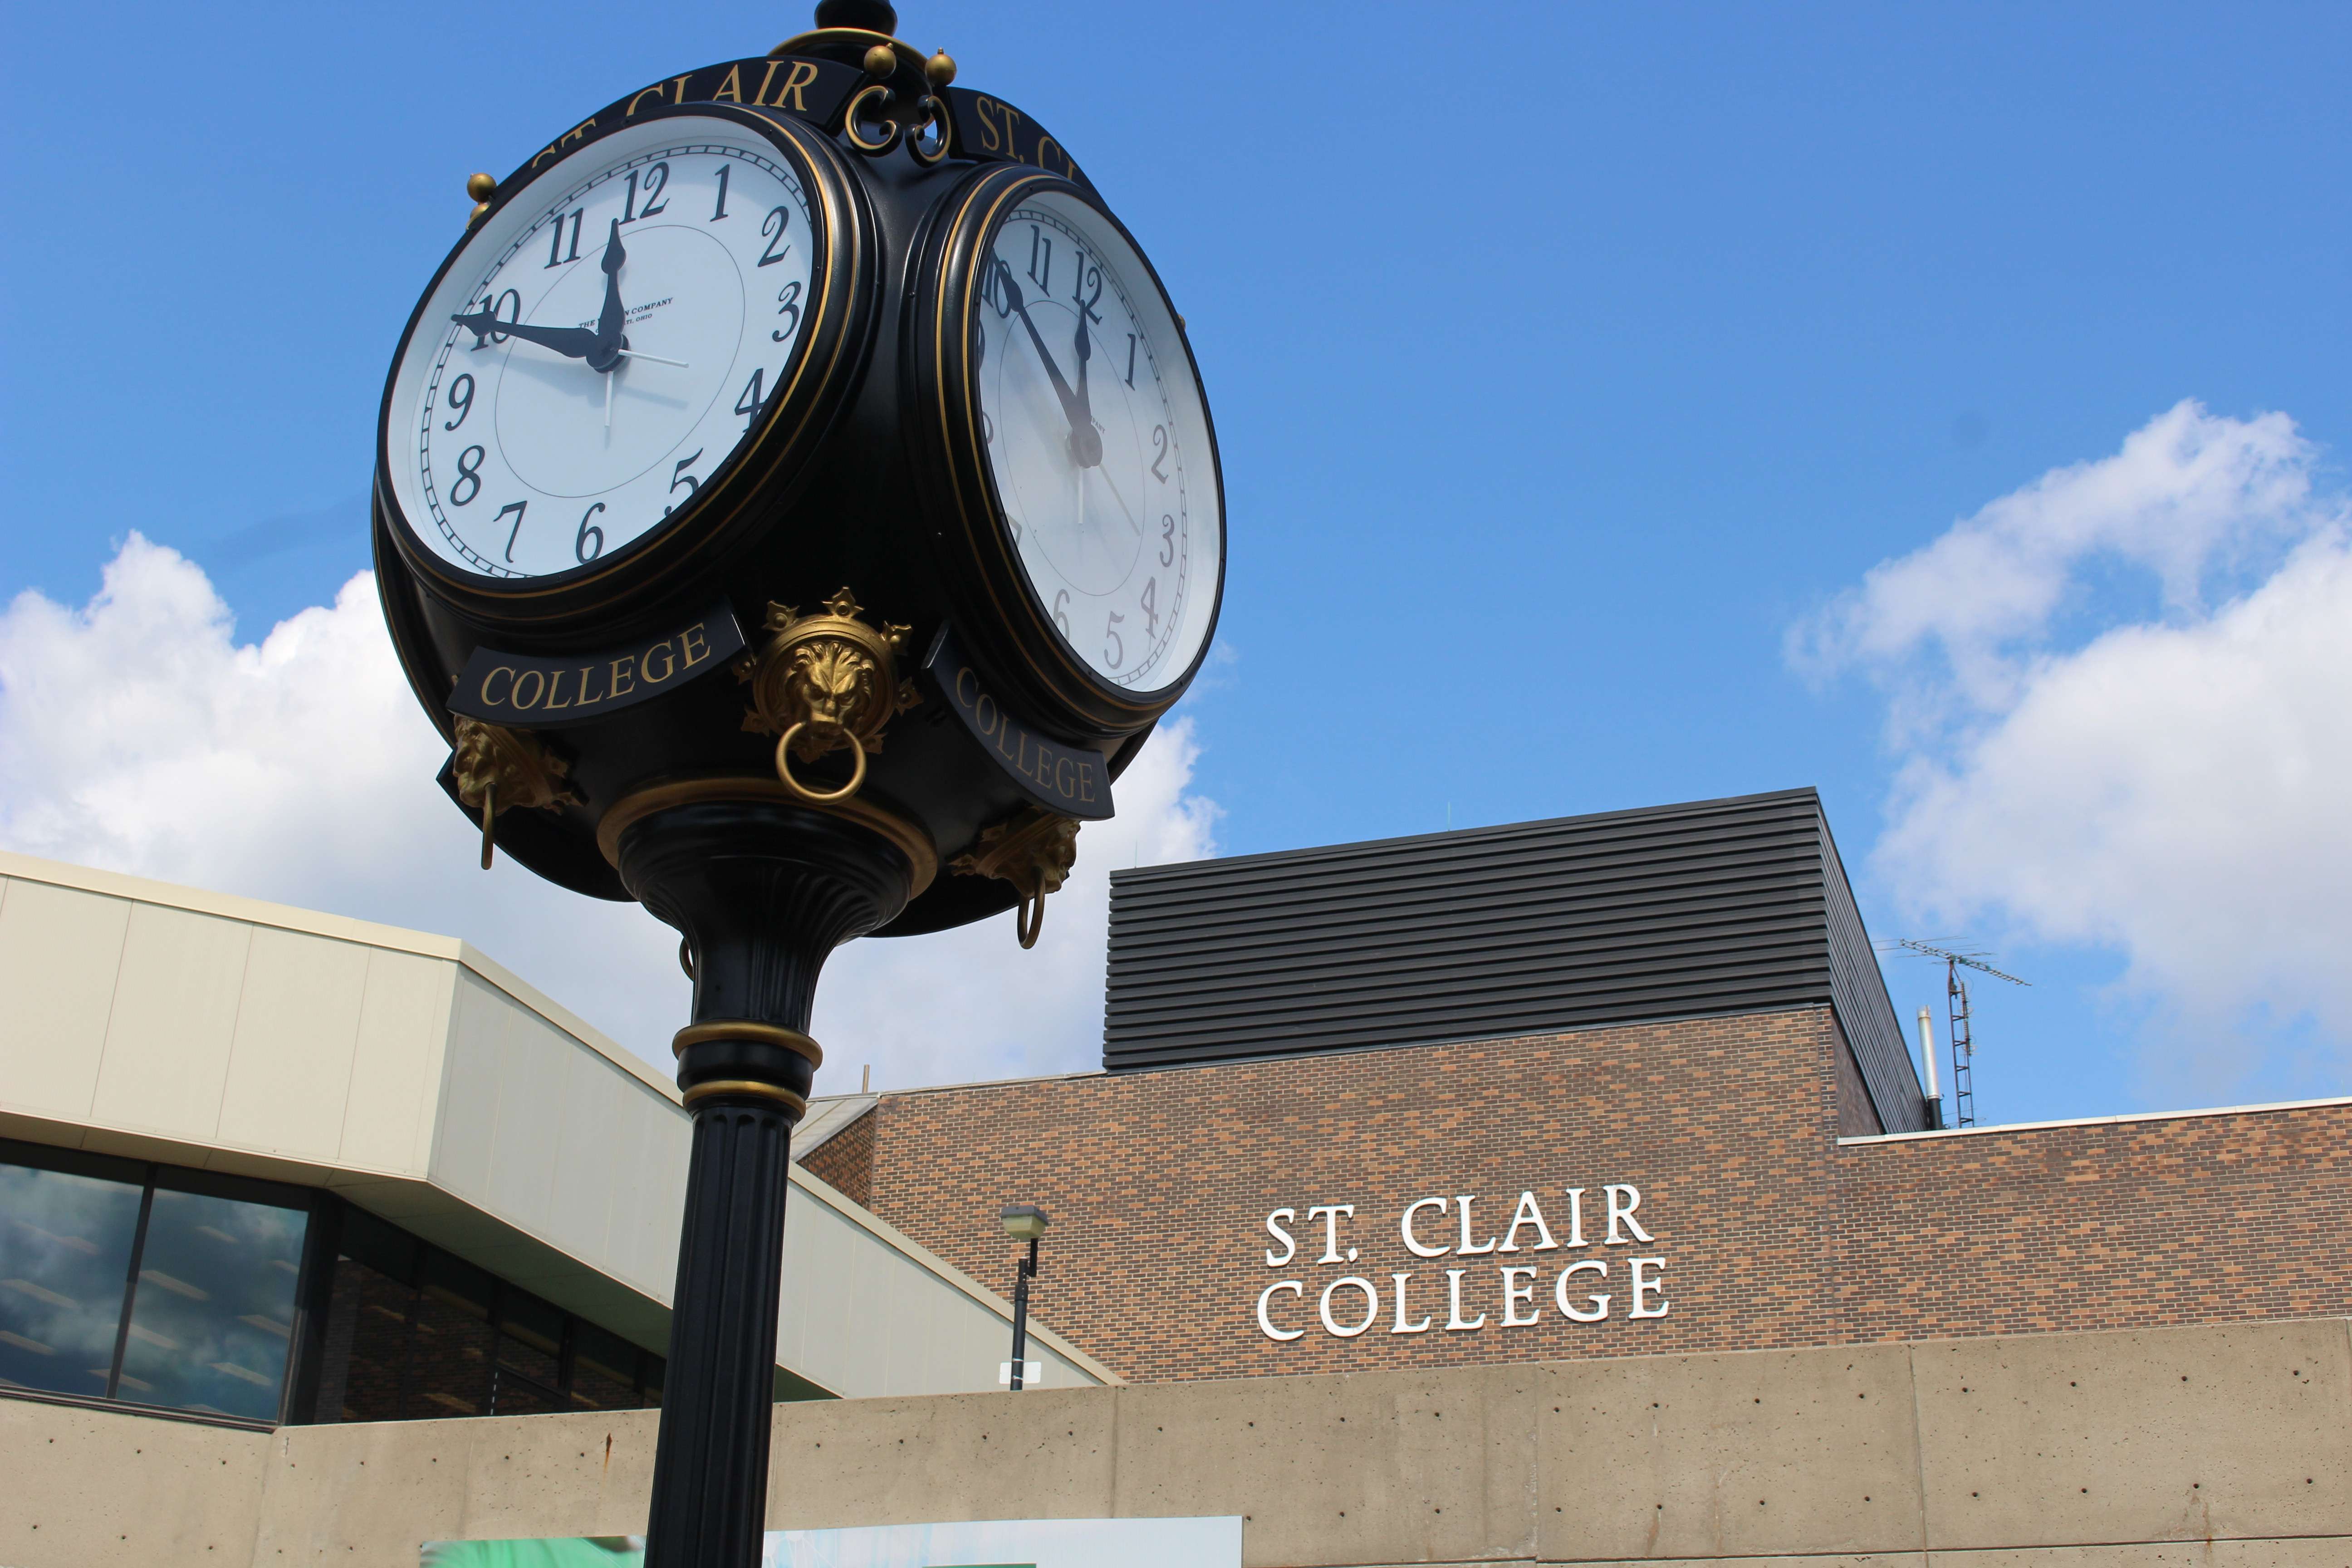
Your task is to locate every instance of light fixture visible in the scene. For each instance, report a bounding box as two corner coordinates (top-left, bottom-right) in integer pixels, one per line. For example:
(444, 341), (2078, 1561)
(999, 1204), (1049, 1388)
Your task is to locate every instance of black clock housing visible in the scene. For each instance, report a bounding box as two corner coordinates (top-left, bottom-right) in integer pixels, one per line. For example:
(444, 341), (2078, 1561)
(904, 163), (1228, 739)
(372, 36), (1222, 938)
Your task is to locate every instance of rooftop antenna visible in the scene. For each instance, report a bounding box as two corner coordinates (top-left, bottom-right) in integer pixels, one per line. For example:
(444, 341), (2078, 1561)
(1896, 940), (2029, 1127)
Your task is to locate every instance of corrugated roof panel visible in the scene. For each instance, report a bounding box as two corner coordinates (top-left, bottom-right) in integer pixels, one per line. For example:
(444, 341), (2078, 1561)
(1101, 788), (1929, 1132)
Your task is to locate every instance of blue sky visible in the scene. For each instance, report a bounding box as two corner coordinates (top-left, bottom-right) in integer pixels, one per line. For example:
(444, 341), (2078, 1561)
(6, 1), (2351, 1122)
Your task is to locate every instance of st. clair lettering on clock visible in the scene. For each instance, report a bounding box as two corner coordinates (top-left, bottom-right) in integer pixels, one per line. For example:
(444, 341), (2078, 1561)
(450, 606), (746, 724)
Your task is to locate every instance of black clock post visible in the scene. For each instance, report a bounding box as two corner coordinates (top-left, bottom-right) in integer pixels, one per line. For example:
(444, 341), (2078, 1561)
(619, 799), (915, 1563)
(368, 0), (1224, 1559)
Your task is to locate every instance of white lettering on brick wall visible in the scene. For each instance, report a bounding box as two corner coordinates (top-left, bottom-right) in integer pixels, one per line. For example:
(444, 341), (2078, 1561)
(1253, 1186), (1670, 1344)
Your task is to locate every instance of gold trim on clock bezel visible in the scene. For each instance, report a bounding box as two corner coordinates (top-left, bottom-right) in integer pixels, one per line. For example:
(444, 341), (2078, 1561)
(373, 102), (876, 635)
(910, 165), (1227, 740)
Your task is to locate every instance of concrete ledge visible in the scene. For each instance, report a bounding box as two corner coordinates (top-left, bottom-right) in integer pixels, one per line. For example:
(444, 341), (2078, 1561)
(2, 1317), (2346, 1567)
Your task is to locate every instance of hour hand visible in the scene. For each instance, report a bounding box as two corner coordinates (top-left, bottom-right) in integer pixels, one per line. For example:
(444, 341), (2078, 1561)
(452, 304), (598, 360)
(995, 262), (1099, 464)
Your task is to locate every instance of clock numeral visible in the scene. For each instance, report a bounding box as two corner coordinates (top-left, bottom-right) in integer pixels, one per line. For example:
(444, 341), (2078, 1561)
(493, 500), (527, 562)
(981, 410), (995, 446)
(758, 206), (792, 266)
(1103, 610), (1126, 671)
(622, 162), (669, 223)
(1150, 425), (1170, 483)
(442, 373), (475, 431)
(1027, 226), (1051, 292)
(1159, 514), (1176, 568)
(662, 450), (705, 517)
(1139, 576), (1158, 637)
(468, 290), (520, 350)
(772, 280), (802, 343)
(973, 317), (985, 368)
(1051, 588), (1070, 637)
(544, 208), (584, 269)
(576, 502), (606, 563)
(711, 163), (731, 222)
(449, 445), (485, 507)
(734, 368), (766, 432)
(980, 257), (1014, 318)
(1071, 255), (1102, 325)
(1123, 333), (1137, 389)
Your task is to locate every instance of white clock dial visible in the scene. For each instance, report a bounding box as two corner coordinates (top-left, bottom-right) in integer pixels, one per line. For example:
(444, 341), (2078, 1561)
(976, 192), (1220, 692)
(385, 116), (818, 581)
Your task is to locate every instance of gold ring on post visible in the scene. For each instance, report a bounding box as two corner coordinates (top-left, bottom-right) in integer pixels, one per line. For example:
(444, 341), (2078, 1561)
(775, 722), (867, 804)
(843, 84), (902, 155)
(1015, 887), (1045, 949)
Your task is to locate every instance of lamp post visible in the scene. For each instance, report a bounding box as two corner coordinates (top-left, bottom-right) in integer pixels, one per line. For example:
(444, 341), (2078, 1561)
(1000, 1204), (1048, 1390)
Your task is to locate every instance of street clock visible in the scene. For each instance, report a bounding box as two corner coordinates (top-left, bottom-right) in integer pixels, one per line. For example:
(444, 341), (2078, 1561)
(369, 6), (1227, 1559)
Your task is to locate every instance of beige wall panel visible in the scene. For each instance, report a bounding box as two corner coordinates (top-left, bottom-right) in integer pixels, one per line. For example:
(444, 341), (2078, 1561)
(1547, 1559), (1918, 1568)
(762, 1385), (1118, 1531)
(215, 926), (370, 1160)
(453, 1407), (662, 1543)
(1539, 1343), (1925, 1561)
(1115, 1362), (1543, 1567)
(0, 1393), (268, 1568)
(430, 971), (511, 1204)
(599, 1087), (685, 1299)
(1914, 1319), (2352, 1551)
(88, 902), (252, 1142)
(250, 1413), (483, 1566)
(1926, 1542), (2352, 1566)
(541, 1045), (630, 1265)
(482, 1008), (573, 1237)
(338, 948), (456, 1177)
(779, 1192), (868, 1394)
(0, 877), (130, 1119)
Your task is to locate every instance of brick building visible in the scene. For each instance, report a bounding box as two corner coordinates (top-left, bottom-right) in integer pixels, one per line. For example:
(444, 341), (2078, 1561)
(800, 790), (2352, 1382)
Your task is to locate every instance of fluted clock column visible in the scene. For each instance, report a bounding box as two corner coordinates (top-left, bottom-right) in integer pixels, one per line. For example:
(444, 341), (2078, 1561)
(614, 797), (916, 1567)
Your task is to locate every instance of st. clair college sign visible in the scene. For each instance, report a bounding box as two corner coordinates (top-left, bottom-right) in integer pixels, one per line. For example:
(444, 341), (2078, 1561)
(1254, 1181), (1670, 1344)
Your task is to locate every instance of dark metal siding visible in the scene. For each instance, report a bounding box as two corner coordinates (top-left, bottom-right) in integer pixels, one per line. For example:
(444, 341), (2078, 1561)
(1103, 789), (1927, 1130)
(1818, 818), (1929, 1132)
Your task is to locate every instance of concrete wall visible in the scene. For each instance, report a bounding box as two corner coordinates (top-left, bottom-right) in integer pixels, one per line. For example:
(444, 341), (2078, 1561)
(4, 1317), (2345, 1566)
(0, 850), (1108, 1399)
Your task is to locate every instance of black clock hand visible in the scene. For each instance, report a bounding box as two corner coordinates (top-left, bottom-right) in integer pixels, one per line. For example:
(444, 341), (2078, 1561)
(995, 263), (1093, 457)
(1068, 318), (1103, 467)
(451, 304), (599, 360)
(590, 220), (627, 371)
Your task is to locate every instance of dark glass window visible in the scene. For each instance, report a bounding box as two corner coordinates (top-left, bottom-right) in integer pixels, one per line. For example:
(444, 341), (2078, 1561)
(5, 1144), (681, 1428)
(0, 1144), (312, 1425)
(118, 1187), (309, 1421)
(0, 1161), (144, 1399)
(306, 1206), (665, 1423)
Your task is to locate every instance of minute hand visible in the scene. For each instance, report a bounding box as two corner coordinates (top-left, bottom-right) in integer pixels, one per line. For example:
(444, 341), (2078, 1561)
(452, 305), (598, 360)
(996, 265), (1087, 431)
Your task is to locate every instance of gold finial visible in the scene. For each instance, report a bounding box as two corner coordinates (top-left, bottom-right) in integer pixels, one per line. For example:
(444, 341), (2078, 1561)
(862, 42), (897, 78)
(466, 172), (497, 201)
(925, 50), (956, 88)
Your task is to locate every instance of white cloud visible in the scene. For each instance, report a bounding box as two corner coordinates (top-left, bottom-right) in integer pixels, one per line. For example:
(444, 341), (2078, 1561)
(0, 535), (1219, 1090)
(1797, 401), (2352, 1095)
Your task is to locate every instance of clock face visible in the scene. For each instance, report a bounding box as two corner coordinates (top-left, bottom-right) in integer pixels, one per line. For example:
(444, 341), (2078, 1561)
(382, 114), (822, 583)
(974, 191), (1221, 695)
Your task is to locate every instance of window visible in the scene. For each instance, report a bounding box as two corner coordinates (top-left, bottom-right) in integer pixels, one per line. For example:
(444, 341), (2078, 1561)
(309, 1205), (665, 1422)
(0, 1144), (310, 1424)
(4, 1142), (671, 1428)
